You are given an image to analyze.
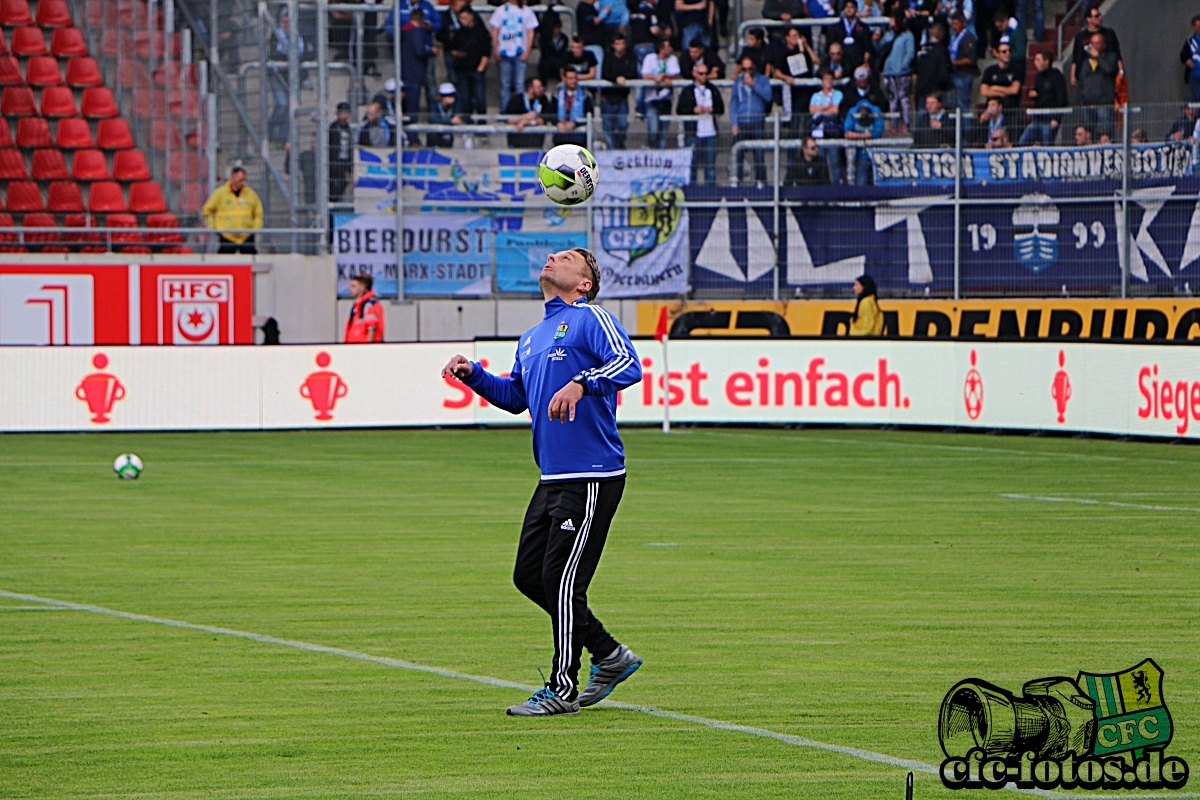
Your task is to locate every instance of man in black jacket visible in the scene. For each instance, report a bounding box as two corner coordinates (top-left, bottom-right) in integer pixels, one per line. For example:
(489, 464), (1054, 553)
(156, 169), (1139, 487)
(447, 8), (490, 117)
(839, 65), (887, 121)
(600, 34), (639, 148)
(679, 37), (725, 79)
(328, 101), (354, 201)
(824, 0), (873, 73)
(1069, 5), (1122, 89)
(912, 22), (949, 103)
(1018, 50), (1067, 146)
(504, 76), (550, 149)
(676, 61), (723, 184)
(787, 136), (831, 186)
(912, 91), (954, 147)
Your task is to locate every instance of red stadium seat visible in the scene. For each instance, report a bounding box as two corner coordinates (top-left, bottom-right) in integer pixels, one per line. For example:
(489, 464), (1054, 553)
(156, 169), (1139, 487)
(23, 212), (59, 243)
(112, 149), (149, 181)
(35, 0), (72, 27)
(95, 118), (133, 149)
(0, 212), (18, 242)
(106, 212), (141, 243)
(65, 56), (102, 87)
(167, 150), (205, 181)
(115, 58), (150, 88)
(128, 181), (166, 212)
(46, 179), (84, 211)
(0, 147), (28, 179)
(1, 85), (36, 115)
(163, 245), (192, 253)
(87, 180), (124, 212)
(6, 181), (43, 211)
(186, 125), (206, 149)
(0, 55), (22, 84)
(64, 211), (101, 245)
(25, 56), (63, 86)
(15, 116), (50, 147)
(71, 148), (109, 180)
(118, 1), (146, 28)
(154, 62), (199, 88)
(149, 119), (182, 149)
(100, 29), (131, 58)
(0, 118), (12, 147)
(145, 211), (185, 243)
(31, 148), (68, 180)
(55, 117), (93, 148)
(10, 26), (46, 56)
(133, 88), (165, 119)
(40, 85), (77, 116)
(0, 0), (32, 25)
(50, 27), (88, 57)
(169, 88), (199, 118)
(81, 87), (118, 117)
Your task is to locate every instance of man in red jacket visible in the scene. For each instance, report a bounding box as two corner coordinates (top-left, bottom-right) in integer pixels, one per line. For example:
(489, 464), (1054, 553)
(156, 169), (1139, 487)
(344, 274), (385, 343)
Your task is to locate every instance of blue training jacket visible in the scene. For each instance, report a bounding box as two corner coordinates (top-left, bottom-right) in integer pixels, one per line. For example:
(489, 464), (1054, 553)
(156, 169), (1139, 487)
(463, 297), (642, 482)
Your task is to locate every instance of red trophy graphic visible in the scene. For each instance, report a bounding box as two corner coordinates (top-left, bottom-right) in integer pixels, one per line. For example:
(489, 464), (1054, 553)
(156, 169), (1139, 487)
(1051, 350), (1072, 423)
(963, 349), (984, 421)
(75, 353), (125, 423)
(299, 351), (348, 421)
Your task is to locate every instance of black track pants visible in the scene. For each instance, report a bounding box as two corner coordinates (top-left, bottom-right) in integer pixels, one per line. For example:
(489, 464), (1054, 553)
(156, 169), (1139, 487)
(513, 477), (624, 701)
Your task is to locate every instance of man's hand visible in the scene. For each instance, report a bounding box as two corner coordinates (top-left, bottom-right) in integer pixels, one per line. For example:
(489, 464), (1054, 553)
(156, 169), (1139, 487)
(548, 381), (584, 423)
(441, 355), (473, 380)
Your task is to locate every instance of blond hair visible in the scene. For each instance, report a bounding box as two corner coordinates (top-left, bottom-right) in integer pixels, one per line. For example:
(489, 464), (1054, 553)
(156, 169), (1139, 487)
(572, 247), (600, 302)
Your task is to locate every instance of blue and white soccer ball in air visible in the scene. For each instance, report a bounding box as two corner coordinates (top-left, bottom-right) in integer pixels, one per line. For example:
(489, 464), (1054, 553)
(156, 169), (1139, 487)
(113, 453), (143, 480)
(537, 145), (598, 206)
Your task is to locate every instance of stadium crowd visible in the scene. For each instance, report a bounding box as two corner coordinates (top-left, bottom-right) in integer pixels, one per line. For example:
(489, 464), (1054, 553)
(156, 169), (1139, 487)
(316, 0), (1200, 188)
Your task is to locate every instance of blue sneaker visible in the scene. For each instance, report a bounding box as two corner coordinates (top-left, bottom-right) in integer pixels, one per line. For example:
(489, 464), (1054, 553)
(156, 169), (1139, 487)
(506, 685), (580, 716)
(578, 645), (643, 707)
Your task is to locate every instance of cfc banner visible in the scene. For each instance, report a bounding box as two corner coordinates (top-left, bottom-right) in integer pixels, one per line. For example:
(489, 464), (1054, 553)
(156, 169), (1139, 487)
(0, 264), (252, 345)
(6, 340), (1200, 441)
(593, 150), (691, 298)
(868, 143), (1193, 186)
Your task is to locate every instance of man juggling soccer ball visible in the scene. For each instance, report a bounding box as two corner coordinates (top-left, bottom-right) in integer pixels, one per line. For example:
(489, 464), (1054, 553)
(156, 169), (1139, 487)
(441, 248), (644, 717)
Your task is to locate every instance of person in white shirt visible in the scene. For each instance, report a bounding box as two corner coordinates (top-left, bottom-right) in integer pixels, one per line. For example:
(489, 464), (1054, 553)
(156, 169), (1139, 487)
(640, 37), (681, 149)
(675, 62), (723, 184)
(490, 0), (539, 113)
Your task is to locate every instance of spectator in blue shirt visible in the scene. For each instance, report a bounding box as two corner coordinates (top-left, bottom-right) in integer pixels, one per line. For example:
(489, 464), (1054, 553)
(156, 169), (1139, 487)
(596, 0), (629, 36)
(1181, 15), (1200, 101)
(843, 96), (883, 184)
(385, 0), (442, 36)
(730, 55), (773, 185)
(880, 13), (915, 132)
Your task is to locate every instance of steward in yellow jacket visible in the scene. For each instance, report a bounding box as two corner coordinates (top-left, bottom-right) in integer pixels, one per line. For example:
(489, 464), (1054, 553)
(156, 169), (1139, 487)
(849, 274), (884, 336)
(202, 167), (263, 253)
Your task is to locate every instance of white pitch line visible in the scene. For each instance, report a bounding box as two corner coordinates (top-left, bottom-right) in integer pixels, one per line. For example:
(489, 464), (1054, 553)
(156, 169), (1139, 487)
(1002, 493), (1200, 514)
(2, 588), (1197, 800)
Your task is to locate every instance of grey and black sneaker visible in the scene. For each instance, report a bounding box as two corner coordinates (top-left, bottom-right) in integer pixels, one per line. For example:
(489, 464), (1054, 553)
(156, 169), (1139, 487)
(506, 685), (580, 717)
(578, 645), (643, 707)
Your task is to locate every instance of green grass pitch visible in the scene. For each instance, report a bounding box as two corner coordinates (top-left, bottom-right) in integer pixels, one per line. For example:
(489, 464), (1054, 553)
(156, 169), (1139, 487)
(1, 427), (1197, 799)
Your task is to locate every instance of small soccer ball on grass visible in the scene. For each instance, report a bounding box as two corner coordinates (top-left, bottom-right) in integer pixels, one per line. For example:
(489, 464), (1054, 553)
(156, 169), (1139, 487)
(538, 145), (598, 206)
(113, 453), (143, 480)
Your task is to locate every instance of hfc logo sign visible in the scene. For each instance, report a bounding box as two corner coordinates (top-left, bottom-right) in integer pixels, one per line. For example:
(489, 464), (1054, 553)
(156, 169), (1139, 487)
(157, 276), (234, 345)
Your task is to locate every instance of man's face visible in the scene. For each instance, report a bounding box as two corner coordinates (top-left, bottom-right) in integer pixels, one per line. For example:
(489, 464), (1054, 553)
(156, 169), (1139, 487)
(786, 29), (800, 49)
(856, 74), (868, 89)
(540, 250), (591, 297)
(821, 72), (834, 90)
(563, 70), (578, 90)
(828, 43), (843, 62)
(990, 129), (1008, 148)
(229, 171), (246, 192)
(661, 41), (673, 57)
(459, 10), (473, 25)
(925, 94), (941, 113)
(367, 103), (381, 122)
(802, 139), (818, 159)
(693, 64), (708, 84)
(996, 44), (1011, 66)
(741, 58), (755, 75)
(842, 0), (856, 20)
(1086, 8), (1101, 29)
(746, 34), (761, 49)
(570, 39), (584, 56)
(1034, 53), (1048, 72)
(349, 279), (366, 299)
(689, 44), (703, 61)
(1187, 107), (1198, 120)
(1090, 33), (1104, 54)
(950, 18), (964, 34)
(337, 109), (350, 124)
(441, 93), (456, 107)
(986, 99), (1001, 118)
(529, 79), (544, 98)
(612, 38), (627, 56)
(1075, 126), (1090, 145)
(1194, 18), (1200, 35)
